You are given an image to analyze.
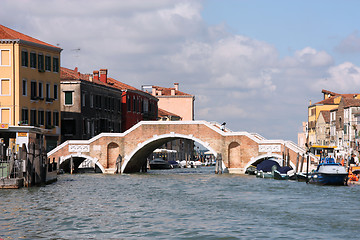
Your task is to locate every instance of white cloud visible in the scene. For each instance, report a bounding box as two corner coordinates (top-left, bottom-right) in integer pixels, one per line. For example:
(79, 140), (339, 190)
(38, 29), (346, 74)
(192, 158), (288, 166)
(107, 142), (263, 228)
(1, 0), (357, 141)
(314, 62), (360, 92)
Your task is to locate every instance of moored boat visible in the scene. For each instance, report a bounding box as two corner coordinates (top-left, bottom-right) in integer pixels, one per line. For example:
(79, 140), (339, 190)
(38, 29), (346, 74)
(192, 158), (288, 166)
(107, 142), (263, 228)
(308, 158), (348, 185)
(273, 170), (289, 180)
(149, 158), (172, 170)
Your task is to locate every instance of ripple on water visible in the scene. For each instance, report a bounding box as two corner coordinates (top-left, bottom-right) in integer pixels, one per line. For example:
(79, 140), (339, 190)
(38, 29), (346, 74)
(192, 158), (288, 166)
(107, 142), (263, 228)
(1, 168), (360, 239)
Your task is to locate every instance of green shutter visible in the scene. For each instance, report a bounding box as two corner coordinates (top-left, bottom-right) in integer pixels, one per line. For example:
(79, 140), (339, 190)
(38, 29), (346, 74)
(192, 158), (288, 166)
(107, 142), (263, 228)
(65, 91), (73, 105)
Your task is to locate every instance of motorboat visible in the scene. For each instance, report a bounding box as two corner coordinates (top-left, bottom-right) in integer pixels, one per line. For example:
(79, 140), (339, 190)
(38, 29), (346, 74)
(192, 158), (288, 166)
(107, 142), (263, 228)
(149, 158), (172, 170)
(308, 157), (348, 185)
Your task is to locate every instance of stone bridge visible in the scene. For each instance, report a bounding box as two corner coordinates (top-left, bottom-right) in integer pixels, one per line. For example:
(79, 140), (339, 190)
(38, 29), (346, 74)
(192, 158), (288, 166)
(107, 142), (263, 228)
(47, 121), (315, 174)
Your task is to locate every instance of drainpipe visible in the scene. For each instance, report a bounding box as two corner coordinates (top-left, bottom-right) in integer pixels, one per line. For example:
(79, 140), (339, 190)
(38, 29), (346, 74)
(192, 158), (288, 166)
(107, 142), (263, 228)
(12, 41), (16, 126)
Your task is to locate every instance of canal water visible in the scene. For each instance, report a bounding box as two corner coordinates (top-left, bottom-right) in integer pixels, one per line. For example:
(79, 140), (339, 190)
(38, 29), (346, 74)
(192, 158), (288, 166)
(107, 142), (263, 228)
(1, 167), (360, 239)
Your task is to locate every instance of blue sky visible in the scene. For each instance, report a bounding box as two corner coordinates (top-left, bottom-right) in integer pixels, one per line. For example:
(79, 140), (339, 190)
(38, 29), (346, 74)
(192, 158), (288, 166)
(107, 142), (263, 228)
(202, 0), (360, 64)
(1, 0), (360, 143)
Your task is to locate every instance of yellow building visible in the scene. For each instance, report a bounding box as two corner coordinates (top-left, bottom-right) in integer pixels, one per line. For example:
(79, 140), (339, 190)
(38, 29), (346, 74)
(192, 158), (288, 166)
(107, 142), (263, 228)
(0, 25), (62, 151)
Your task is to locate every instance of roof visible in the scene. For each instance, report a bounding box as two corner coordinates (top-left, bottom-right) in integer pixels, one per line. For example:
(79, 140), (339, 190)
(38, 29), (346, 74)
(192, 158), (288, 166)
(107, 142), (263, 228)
(318, 111), (330, 123)
(158, 108), (181, 118)
(343, 98), (360, 108)
(107, 77), (138, 91)
(61, 67), (90, 81)
(0, 25), (61, 50)
(314, 89), (360, 105)
(152, 85), (192, 97)
(60, 67), (156, 100)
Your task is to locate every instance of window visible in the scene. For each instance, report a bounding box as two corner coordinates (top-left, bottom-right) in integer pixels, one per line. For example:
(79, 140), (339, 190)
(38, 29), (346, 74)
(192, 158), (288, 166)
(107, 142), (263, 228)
(133, 97), (136, 112)
(45, 55), (51, 71)
(21, 50), (28, 67)
(53, 84), (58, 100)
(45, 111), (52, 128)
(0, 79), (10, 96)
(0, 50), (10, 66)
(21, 108), (28, 124)
(30, 52), (36, 68)
(22, 79), (27, 96)
(64, 91), (73, 105)
(118, 99), (121, 113)
(38, 54), (44, 72)
(82, 92), (86, 107)
(38, 82), (43, 99)
(46, 83), (51, 101)
(90, 94), (94, 108)
(30, 109), (37, 126)
(53, 112), (59, 126)
(38, 110), (44, 126)
(127, 96), (131, 111)
(53, 57), (59, 72)
(0, 108), (10, 123)
(30, 81), (37, 100)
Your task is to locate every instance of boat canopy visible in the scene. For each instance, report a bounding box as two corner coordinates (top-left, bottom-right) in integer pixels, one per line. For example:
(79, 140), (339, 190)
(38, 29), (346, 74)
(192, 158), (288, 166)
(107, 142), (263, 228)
(256, 159), (292, 174)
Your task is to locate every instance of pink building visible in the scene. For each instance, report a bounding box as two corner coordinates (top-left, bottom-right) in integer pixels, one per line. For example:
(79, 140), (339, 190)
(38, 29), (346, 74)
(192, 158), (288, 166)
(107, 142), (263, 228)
(142, 83), (195, 120)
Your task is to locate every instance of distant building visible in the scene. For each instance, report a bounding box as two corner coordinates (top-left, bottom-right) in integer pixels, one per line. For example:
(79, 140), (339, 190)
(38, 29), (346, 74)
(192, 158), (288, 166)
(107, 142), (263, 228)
(0, 25), (62, 151)
(297, 122), (307, 149)
(115, 78), (158, 132)
(308, 89), (360, 146)
(330, 97), (360, 152)
(142, 83), (195, 120)
(60, 67), (158, 141)
(60, 67), (123, 142)
(158, 108), (181, 121)
(316, 111), (330, 146)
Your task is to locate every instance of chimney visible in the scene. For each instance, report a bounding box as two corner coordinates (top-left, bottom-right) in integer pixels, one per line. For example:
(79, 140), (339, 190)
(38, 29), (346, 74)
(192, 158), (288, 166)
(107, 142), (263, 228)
(74, 67), (78, 72)
(171, 89), (176, 96)
(152, 87), (156, 96)
(93, 71), (99, 81)
(99, 69), (108, 83)
(89, 74), (93, 82)
(174, 83), (179, 91)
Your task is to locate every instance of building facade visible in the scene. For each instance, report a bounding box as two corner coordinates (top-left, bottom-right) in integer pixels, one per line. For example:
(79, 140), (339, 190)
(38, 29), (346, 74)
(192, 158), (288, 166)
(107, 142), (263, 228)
(307, 89), (360, 146)
(60, 67), (123, 142)
(315, 111), (330, 146)
(142, 83), (195, 120)
(330, 98), (360, 153)
(60, 67), (158, 140)
(0, 25), (61, 151)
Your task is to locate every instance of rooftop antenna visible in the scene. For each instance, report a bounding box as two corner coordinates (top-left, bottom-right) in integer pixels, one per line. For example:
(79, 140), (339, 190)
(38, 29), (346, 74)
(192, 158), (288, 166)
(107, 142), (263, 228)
(71, 48), (81, 68)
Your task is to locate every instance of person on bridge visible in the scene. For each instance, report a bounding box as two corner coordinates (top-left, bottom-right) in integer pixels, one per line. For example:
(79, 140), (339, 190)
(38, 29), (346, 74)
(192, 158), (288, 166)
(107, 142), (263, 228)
(220, 122), (226, 131)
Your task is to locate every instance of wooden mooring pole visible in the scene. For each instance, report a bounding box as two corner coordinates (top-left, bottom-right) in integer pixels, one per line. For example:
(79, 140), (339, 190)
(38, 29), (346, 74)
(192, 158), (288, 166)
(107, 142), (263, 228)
(215, 153), (222, 174)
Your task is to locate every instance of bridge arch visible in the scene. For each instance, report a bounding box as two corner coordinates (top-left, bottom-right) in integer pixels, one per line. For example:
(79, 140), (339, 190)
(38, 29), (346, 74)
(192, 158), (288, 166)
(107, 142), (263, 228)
(121, 133), (218, 173)
(244, 153), (296, 171)
(60, 154), (105, 173)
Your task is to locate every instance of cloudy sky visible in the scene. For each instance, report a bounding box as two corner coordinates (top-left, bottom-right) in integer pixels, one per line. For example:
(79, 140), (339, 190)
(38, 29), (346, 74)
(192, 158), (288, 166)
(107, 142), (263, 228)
(2, 0), (360, 142)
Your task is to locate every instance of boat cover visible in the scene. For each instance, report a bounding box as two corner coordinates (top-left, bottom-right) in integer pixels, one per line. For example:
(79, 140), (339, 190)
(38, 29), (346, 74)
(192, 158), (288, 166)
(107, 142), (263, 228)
(256, 159), (292, 174)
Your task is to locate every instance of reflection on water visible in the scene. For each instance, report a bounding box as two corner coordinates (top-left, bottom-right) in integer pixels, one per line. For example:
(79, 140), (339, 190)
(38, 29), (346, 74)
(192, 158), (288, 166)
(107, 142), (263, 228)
(1, 167), (360, 239)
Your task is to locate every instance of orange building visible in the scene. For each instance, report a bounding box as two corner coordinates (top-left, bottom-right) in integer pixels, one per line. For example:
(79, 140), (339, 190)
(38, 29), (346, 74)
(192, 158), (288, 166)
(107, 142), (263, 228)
(0, 25), (62, 151)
